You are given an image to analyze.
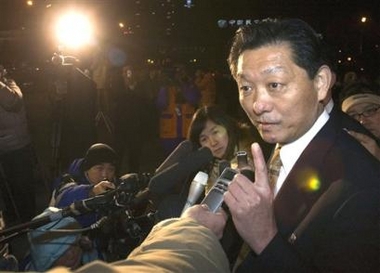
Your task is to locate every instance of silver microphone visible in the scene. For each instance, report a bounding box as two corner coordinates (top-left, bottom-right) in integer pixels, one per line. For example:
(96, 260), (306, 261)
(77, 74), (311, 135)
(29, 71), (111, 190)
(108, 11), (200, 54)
(181, 171), (208, 215)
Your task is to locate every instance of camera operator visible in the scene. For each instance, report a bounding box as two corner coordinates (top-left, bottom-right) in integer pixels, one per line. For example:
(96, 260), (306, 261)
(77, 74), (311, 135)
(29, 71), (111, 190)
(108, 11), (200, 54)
(51, 143), (118, 227)
(50, 143), (154, 262)
(0, 64), (39, 225)
(50, 143), (118, 260)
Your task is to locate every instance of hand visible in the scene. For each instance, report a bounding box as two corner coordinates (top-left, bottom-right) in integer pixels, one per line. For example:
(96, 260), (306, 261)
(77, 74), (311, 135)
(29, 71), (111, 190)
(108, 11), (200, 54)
(347, 130), (380, 161)
(182, 204), (227, 239)
(224, 142), (278, 254)
(91, 181), (116, 196)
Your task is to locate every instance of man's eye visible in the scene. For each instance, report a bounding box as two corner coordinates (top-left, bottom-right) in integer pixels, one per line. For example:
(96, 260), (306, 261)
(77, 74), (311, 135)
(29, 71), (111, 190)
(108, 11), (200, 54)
(364, 107), (377, 115)
(239, 85), (253, 97)
(239, 86), (251, 92)
(269, 83), (281, 89)
(348, 113), (359, 120)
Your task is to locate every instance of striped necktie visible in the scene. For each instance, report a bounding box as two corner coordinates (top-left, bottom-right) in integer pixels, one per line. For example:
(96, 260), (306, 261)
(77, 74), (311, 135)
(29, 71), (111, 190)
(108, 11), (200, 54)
(268, 145), (282, 190)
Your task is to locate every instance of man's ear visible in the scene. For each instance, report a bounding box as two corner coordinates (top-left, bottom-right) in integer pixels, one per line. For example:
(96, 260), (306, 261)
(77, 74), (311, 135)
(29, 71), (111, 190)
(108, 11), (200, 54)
(314, 65), (332, 102)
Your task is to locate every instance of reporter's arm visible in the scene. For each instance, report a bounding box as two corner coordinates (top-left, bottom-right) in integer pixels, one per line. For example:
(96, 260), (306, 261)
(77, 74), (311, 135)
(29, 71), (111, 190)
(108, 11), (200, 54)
(47, 217), (230, 273)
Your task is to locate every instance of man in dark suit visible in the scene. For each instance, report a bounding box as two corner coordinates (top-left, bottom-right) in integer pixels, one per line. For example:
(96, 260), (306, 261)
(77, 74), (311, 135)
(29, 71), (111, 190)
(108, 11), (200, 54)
(178, 18), (380, 272)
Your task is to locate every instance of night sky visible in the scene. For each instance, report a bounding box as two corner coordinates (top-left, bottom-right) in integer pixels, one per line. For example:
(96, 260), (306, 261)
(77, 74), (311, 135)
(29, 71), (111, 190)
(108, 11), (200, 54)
(0, 0), (379, 77)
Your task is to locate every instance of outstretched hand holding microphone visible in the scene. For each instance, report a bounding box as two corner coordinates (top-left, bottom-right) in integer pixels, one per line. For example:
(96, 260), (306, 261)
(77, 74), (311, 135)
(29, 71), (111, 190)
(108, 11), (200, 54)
(181, 143), (277, 253)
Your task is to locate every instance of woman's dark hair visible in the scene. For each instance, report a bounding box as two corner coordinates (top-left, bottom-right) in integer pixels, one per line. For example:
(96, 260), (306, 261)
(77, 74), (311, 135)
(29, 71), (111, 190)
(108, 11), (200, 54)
(228, 18), (326, 80)
(187, 105), (239, 160)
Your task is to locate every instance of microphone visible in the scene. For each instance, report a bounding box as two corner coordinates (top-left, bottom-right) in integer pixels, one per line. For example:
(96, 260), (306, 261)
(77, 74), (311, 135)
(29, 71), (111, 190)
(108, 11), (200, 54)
(148, 146), (213, 195)
(181, 171), (208, 215)
(236, 151), (254, 181)
(219, 160), (231, 175)
(155, 140), (193, 174)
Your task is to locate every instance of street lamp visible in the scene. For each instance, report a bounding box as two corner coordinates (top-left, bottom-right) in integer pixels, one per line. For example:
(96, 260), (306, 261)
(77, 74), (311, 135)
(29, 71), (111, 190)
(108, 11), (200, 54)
(359, 16), (367, 55)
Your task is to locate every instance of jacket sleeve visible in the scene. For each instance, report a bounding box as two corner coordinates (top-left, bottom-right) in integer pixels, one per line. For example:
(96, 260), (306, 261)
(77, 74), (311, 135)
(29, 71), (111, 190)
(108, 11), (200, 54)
(54, 184), (97, 227)
(55, 184), (92, 208)
(122, 217), (230, 272)
(46, 217), (231, 273)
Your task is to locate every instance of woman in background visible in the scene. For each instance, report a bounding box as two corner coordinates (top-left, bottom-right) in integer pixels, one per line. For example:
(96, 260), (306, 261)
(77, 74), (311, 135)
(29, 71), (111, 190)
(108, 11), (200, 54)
(187, 105), (256, 193)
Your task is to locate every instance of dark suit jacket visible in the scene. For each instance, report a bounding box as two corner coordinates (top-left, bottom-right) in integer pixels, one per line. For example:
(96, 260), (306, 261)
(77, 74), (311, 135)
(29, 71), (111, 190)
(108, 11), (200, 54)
(238, 109), (380, 272)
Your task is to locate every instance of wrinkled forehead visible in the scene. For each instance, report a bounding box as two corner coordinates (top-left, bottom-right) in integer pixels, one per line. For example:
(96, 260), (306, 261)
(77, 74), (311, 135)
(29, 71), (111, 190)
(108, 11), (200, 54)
(236, 45), (295, 80)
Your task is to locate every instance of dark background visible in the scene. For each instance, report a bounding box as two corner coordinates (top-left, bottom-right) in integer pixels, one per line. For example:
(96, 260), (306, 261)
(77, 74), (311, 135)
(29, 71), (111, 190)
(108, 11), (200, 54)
(0, 0), (379, 77)
(0, 0), (379, 186)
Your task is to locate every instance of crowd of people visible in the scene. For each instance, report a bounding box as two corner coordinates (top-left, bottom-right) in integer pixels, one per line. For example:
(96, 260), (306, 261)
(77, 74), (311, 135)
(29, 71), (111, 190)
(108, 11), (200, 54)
(0, 17), (379, 272)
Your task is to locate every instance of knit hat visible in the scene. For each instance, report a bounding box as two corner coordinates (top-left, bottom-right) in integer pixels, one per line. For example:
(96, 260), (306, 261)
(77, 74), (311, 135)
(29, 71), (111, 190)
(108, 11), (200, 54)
(341, 93), (380, 112)
(28, 207), (81, 271)
(81, 143), (118, 171)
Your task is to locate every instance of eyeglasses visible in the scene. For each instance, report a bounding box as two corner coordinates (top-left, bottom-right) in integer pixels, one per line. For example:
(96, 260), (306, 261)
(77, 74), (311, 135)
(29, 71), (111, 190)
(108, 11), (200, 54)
(348, 105), (380, 121)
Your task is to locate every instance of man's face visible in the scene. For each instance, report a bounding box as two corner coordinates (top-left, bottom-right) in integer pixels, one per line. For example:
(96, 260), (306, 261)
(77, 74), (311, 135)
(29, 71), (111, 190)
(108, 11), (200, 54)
(86, 163), (116, 185)
(235, 44), (327, 144)
(347, 103), (380, 139)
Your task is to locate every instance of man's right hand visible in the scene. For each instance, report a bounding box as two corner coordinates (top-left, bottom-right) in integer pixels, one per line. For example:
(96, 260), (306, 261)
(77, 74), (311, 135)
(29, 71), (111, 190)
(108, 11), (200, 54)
(182, 204), (228, 239)
(91, 181), (116, 196)
(224, 142), (278, 254)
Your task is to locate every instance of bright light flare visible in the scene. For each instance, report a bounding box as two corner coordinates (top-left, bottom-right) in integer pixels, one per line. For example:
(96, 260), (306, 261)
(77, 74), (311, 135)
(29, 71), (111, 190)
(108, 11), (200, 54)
(305, 176), (321, 191)
(55, 12), (94, 49)
(296, 169), (322, 192)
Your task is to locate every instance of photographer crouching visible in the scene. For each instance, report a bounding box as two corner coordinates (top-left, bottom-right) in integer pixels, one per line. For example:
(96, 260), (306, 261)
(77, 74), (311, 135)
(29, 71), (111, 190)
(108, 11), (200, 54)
(42, 143), (155, 269)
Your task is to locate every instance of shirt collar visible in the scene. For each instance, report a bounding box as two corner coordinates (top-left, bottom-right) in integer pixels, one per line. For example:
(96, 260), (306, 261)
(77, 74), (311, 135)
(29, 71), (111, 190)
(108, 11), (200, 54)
(324, 98), (334, 114)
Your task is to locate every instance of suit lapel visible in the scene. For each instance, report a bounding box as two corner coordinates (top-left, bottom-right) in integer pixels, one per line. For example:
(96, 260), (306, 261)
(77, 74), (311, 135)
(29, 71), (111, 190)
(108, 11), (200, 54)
(274, 111), (344, 235)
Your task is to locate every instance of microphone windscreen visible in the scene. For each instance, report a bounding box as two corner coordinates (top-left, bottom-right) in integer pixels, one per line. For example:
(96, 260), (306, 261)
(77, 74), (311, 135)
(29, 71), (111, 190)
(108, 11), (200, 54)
(155, 140), (193, 174)
(192, 171), (209, 185)
(148, 146), (213, 194)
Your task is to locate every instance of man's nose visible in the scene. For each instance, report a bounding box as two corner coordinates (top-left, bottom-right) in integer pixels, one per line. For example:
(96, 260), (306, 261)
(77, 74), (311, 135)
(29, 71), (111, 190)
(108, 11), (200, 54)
(101, 169), (110, 180)
(252, 89), (271, 114)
